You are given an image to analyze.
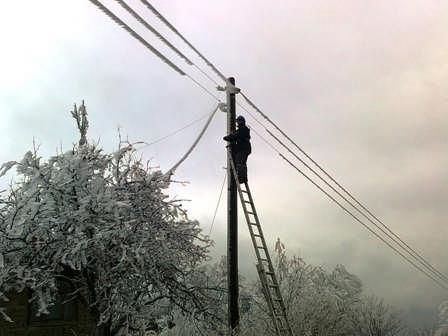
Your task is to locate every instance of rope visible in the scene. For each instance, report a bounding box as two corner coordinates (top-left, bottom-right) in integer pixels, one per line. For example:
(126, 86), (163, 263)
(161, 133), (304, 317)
(165, 104), (220, 176)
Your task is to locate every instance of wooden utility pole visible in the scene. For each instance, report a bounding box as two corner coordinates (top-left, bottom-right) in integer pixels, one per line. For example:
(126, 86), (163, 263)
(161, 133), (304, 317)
(227, 77), (239, 334)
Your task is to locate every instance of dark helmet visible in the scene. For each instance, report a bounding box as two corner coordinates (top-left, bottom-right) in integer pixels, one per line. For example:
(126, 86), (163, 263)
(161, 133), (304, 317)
(236, 115), (246, 124)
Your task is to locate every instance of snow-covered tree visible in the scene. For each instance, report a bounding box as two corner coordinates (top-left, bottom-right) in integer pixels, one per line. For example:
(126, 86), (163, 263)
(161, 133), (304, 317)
(432, 300), (448, 336)
(349, 296), (404, 336)
(0, 103), (217, 335)
(236, 241), (363, 336)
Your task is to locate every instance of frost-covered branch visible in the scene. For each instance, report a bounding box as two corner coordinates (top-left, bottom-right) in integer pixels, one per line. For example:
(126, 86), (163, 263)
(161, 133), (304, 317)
(71, 101), (89, 146)
(0, 108), (217, 335)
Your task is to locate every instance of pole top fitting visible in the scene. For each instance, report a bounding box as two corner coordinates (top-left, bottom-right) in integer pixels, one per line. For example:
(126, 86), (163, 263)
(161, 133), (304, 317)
(227, 84), (240, 95)
(216, 84), (240, 95)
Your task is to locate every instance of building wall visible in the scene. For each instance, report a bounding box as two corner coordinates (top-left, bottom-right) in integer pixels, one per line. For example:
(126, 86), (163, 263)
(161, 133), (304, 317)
(0, 290), (93, 336)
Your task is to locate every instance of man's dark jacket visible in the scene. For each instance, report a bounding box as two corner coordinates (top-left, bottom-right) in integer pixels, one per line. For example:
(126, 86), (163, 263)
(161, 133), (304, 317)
(224, 125), (251, 153)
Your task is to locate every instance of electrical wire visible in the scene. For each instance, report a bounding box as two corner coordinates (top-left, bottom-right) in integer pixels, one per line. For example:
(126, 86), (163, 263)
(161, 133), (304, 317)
(279, 154), (448, 290)
(238, 96), (448, 285)
(88, 0), (185, 76)
(165, 104), (220, 176)
(209, 172), (227, 236)
(139, 0), (227, 83)
(115, 0), (193, 65)
(266, 128), (448, 285)
(248, 121), (448, 290)
(90, 0), (448, 290)
(117, 0), (220, 87)
(137, 112), (213, 150)
(90, 0), (223, 103)
(185, 74), (222, 102)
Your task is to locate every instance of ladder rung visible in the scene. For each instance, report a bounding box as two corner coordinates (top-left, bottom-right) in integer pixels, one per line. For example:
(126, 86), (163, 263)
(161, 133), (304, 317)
(236, 179), (293, 333)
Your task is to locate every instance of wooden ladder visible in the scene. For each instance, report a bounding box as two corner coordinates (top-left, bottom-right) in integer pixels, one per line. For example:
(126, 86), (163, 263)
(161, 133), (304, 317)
(229, 157), (294, 336)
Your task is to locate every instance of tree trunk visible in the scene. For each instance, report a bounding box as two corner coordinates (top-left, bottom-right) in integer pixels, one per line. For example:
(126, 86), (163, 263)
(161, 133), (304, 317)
(93, 320), (111, 336)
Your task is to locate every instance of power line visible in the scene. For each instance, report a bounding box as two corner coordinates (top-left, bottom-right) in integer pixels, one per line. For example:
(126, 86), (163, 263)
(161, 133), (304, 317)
(185, 74), (222, 102)
(249, 124), (282, 154)
(90, 0), (223, 103)
(88, 0), (185, 76)
(266, 129), (448, 285)
(247, 122), (448, 289)
(115, 0), (193, 65)
(136, 0), (448, 287)
(209, 172), (227, 236)
(116, 0), (220, 87)
(90, 0), (447, 290)
(139, 0), (227, 83)
(137, 112), (213, 150)
(238, 95), (448, 285)
(279, 154), (448, 290)
(165, 104), (220, 175)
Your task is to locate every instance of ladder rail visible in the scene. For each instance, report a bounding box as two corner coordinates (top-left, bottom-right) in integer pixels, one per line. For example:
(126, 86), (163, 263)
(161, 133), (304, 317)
(228, 156), (295, 336)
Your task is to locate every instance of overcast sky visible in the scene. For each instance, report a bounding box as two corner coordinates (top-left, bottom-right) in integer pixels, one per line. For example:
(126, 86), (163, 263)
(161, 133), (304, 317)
(1, 0), (447, 329)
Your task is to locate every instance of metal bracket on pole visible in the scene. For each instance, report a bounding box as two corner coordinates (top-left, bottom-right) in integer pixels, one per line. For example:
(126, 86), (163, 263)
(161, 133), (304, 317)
(217, 84), (241, 95)
(219, 102), (228, 112)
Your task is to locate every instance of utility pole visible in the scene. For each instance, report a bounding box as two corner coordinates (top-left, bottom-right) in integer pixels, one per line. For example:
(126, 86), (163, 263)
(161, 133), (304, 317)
(227, 77), (239, 334)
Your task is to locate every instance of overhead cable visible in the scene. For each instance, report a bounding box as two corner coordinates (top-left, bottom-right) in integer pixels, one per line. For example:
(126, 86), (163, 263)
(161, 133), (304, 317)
(165, 104), (220, 176)
(91, 0), (447, 289)
(238, 95), (448, 285)
(139, 0), (227, 83)
(137, 112), (213, 150)
(249, 122), (448, 289)
(115, 0), (193, 65)
(279, 154), (448, 290)
(88, 0), (185, 76)
(266, 128), (448, 284)
(90, 0), (223, 103)
(116, 0), (220, 87)
(209, 172), (227, 236)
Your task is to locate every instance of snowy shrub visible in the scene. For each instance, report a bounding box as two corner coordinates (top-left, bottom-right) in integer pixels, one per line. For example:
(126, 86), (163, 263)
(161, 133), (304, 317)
(0, 103), (216, 335)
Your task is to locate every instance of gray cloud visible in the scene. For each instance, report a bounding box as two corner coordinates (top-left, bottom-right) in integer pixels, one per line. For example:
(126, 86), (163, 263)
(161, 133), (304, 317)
(1, 0), (447, 328)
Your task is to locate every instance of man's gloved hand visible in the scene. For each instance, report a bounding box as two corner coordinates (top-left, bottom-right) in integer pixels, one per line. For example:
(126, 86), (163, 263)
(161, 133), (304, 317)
(223, 135), (230, 141)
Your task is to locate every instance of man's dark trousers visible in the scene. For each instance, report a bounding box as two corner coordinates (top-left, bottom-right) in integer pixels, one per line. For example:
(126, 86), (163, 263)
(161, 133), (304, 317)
(234, 150), (250, 183)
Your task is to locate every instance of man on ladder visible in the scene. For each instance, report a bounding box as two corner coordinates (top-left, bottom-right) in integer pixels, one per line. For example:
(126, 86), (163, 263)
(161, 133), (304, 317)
(224, 114), (294, 336)
(223, 115), (251, 183)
